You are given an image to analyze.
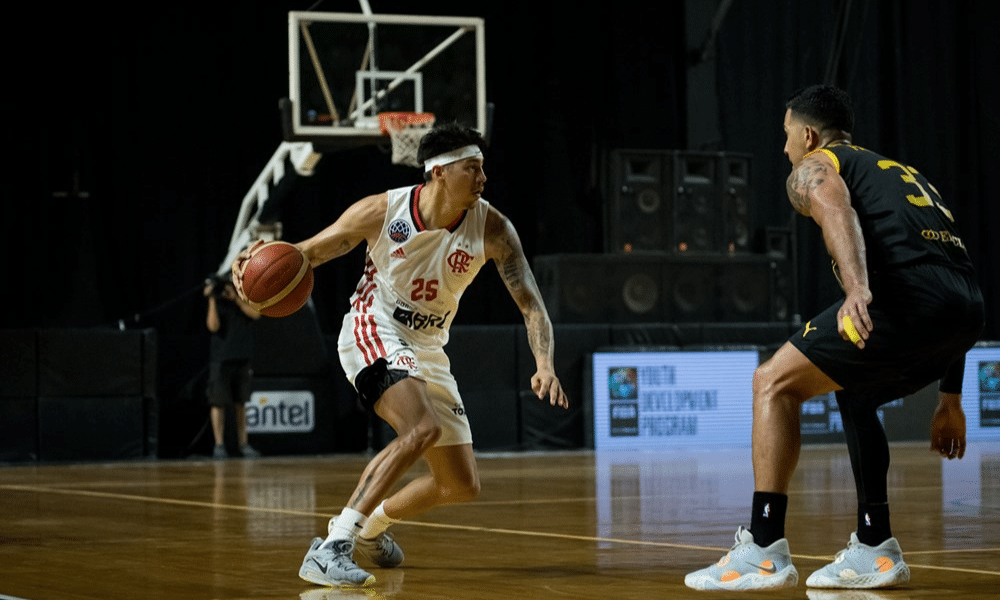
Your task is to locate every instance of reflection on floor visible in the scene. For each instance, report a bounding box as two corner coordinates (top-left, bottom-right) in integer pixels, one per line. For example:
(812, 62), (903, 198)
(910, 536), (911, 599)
(1, 443), (996, 599)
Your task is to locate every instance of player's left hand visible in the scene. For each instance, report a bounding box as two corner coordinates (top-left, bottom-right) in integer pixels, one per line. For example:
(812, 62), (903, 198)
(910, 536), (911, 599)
(930, 392), (966, 460)
(531, 368), (569, 409)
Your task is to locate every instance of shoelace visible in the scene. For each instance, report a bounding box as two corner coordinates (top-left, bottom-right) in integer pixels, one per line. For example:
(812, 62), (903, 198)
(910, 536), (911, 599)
(731, 526), (752, 549)
(327, 540), (364, 570)
(832, 540), (860, 564)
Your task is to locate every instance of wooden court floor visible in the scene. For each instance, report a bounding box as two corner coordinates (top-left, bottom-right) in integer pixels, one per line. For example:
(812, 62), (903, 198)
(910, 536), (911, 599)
(1, 443), (997, 600)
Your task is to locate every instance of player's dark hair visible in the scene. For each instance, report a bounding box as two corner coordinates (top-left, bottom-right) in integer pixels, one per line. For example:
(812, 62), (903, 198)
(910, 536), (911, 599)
(417, 122), (488, 180)
(786, 85), (854, 135)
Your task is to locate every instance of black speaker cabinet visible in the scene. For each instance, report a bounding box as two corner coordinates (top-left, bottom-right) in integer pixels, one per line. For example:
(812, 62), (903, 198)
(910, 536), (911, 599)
(534, 254), (668, 323)
(764, 226), (799, 322)
(534, 254), (792, 324)
(673, 151), (720, 254)
(665, 255), (771, 322)
(604, 150), (673, 253)
(605, 149), (754, 255)
(720, 153), (754, 254)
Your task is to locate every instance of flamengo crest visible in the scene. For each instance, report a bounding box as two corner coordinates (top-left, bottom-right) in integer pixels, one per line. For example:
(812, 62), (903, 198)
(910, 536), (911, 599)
(447, 249), (474, 274)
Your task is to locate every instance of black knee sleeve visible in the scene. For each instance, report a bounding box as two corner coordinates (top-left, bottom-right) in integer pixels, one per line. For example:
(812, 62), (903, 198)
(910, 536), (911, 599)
(354, 358), (410, 410)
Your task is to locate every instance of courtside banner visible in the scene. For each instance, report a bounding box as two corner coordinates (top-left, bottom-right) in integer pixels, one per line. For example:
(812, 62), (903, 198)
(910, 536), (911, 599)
(245, 390), (315, 433)
(592, 350), (758, 450)
(962, 343), (1000, 440)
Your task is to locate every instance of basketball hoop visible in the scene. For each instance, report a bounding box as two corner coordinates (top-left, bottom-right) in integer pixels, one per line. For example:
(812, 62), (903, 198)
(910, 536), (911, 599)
(379, 112), (435, 167)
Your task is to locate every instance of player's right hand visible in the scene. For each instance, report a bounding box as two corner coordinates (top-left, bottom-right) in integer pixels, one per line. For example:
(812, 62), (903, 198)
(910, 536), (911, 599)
(837, 288), (873, 349)
(231, 240), (266, 300)
(531, 368), (569, 409)
(930, 392), (966, 460)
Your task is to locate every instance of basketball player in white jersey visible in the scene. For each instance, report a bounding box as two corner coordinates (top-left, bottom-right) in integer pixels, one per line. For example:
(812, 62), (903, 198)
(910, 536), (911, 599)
(237, 122), (569, 587)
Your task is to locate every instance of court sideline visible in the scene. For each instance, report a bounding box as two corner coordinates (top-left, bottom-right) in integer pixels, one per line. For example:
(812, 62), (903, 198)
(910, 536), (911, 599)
(1, 443), (997, 599)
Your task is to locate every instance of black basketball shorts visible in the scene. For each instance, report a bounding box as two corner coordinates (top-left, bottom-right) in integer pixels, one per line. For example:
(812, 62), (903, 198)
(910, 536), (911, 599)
(789, 263), (984, 404)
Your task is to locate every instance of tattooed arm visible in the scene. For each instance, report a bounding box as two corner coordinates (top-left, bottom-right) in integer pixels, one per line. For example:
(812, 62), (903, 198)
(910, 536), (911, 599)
(231, 193), (386, 292)
(485, 207), (569, 408)
(296, 193), (388, 267)
(787, 152), (873, 348)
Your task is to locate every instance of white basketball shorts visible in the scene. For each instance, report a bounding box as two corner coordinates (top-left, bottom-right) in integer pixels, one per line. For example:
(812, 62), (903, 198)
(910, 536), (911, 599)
(338, 312), (472, 447)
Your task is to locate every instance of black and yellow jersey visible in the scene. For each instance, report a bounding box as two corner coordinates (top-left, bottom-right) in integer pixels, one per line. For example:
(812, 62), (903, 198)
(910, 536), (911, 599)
(809, 142), (974, 275)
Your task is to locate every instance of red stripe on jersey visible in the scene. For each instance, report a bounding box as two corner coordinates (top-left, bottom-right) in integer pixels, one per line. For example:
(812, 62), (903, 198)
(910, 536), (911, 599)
(351, 258), (379, 311)
(353, 281), (377, 312)
(354, 316), (378, 365)
(369, 315), (387, 356)
(353, 316), (370, 364)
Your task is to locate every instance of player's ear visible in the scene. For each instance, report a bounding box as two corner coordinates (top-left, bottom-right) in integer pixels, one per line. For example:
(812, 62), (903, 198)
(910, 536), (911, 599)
(803, 125), (821, 151)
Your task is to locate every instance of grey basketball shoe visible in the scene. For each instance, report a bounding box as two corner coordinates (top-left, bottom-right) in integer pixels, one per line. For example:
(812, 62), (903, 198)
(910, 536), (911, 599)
(355, 532), (405, 568)
(299, 537), (376, 587)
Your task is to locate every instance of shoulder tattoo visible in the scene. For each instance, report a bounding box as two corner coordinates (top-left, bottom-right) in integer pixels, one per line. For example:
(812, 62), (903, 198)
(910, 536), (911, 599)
(786, 158), (830, 215)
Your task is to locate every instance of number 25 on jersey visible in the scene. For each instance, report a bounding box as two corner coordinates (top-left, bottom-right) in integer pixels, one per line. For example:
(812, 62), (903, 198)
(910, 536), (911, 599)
(411, 278), (439, 301)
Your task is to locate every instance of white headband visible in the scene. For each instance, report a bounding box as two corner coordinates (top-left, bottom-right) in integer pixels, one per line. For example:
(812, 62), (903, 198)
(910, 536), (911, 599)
(423, 145), (483, 172)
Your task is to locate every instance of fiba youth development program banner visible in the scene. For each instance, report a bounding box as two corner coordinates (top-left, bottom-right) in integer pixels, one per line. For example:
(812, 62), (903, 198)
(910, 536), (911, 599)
(592, 344), (999, 451)
(592, 350), (760, 450)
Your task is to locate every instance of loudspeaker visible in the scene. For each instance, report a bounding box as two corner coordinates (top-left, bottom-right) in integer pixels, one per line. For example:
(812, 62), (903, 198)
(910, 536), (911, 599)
(534, 254), (790, 324)
(720, 153), (754, 254)
(768, 256), (799, 323)
(534, 254), (667, 323)
(605, 150), (754, 255)
(765, 226), (793, 260)
(604, 150), (673, 253)
(663, 255), (771, 322)
(763, 227), (799, 323)
(673, 151), (720, 253)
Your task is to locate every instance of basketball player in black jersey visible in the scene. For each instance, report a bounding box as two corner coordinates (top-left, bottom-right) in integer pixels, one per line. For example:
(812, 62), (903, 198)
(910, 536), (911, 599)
(686, 85), (984, 591)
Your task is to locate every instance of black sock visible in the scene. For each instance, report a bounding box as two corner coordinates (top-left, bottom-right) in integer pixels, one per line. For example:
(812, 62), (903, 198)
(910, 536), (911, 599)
(750, 491), (788, 547)
(857, 503), (892, 546)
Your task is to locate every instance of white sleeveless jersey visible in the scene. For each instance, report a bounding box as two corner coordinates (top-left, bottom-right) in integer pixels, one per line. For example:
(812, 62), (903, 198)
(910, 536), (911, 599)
(346, 185), (489, 351)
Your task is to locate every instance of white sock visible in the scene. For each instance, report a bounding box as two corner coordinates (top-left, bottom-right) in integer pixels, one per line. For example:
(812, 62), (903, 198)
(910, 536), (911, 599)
(359, 501), (397, 540)
(321, 507), (366, 548)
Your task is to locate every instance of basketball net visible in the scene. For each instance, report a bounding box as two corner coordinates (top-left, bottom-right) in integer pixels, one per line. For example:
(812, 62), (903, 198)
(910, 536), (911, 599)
(379, 112), (435, 167)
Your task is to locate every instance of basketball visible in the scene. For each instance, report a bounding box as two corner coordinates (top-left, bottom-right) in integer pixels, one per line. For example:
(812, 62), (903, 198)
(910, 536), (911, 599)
(238, 241), (314, 317)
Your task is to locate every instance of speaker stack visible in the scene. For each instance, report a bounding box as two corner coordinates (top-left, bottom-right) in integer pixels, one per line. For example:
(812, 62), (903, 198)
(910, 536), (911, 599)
(533, 149), (798, 325)
(604, 149), (754, 255)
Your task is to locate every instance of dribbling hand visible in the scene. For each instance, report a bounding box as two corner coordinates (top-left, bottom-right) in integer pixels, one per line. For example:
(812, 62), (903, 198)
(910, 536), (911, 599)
(231, 240), (266, 301)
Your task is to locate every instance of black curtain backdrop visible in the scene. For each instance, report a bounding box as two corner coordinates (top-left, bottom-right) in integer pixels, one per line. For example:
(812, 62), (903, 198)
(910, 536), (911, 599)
(14, 0), (998, 340)
(713, 0), (999, 332)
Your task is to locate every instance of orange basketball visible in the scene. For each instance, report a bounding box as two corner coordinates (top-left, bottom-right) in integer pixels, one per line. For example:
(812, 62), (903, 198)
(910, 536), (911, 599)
(239, 241), (314, 318)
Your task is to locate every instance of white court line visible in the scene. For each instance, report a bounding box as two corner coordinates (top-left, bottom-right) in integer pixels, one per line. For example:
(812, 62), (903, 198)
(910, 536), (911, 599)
(4, 483), (998, 578)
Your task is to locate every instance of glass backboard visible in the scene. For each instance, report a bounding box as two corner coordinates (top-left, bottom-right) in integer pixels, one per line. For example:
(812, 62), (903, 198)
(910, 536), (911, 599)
(284, 11), (487, 148)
